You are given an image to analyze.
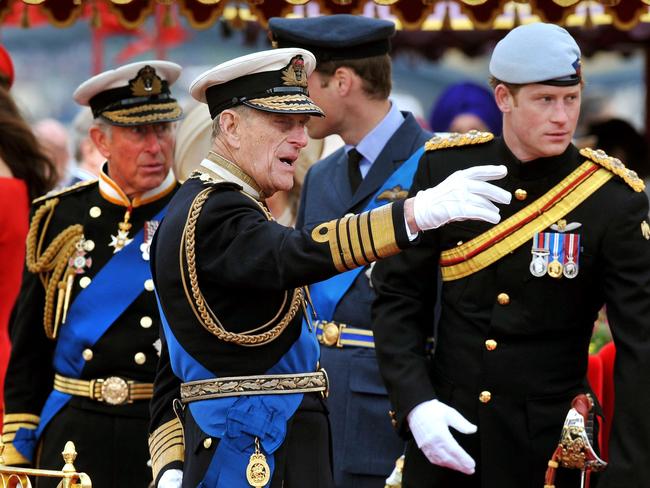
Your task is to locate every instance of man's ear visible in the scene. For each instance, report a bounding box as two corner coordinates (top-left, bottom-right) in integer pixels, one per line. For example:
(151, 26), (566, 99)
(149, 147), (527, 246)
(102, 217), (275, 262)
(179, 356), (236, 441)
(332, 67), (355, 97)
(494, 84), (513, 113)
(89, 126), (111, 159)
(219, 109), (242, 149)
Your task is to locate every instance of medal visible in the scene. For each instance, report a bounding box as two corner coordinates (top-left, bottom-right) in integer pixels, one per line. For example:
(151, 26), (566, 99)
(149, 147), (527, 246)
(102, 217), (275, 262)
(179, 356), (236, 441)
(140, 220), (160, 261)
(547, 232), (564, 279)
(563, 233), (580, 279)
(246, 438), (270, 488)
(109, 208), (133, 253)
(68, 237), (92, 274)
(529, 232), (549, 277)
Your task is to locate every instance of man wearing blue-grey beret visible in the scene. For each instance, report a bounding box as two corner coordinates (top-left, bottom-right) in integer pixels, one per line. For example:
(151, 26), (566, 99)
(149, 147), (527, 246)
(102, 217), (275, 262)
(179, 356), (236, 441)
(372, 22), (650, 488)
(267, 13), (431, 488)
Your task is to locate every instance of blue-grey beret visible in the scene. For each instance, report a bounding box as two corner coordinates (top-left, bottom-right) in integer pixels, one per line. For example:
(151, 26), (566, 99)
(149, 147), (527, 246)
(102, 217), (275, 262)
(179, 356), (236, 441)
(489, 23), (582, 86)
(268, 14), (395, 63)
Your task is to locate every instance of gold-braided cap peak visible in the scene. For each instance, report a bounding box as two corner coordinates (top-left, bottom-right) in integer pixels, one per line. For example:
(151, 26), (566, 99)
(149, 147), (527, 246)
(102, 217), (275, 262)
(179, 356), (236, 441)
(425, 130), (494, 152)
(580, 147), (645, 193)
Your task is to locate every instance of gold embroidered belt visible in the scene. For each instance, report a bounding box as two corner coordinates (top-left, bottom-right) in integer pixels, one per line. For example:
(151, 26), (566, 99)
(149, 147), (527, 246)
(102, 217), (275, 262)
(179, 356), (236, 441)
(439, 161), (613, 281)
(180, 370), (329, 403)
(53, 373), (154, 406)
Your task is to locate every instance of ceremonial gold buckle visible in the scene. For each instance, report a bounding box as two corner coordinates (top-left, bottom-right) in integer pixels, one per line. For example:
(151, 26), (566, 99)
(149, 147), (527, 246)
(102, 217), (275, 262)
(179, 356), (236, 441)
(98, 376), (130, 405)
(321, 321), (345, 347)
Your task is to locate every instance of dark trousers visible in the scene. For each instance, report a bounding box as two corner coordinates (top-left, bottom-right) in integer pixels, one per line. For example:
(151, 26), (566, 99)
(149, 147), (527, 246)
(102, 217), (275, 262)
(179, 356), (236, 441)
(402, 438), (597, 488)
(35, 403), (152, 488)
(182, 393), (334, 488)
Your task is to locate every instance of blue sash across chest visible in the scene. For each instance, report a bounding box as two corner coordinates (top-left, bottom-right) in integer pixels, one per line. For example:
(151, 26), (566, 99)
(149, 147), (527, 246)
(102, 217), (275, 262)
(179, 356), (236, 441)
(13, 206), (167, 461)
(309, 146), (424, 320)
(160, 295), (319, 488)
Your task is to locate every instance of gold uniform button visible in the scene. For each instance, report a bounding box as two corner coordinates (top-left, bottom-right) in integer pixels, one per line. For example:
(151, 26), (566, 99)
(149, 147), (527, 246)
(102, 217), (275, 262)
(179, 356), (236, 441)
(203, 438), (213, 449)
(514, 189), (528, 201)
(82, 349), (93, 361)
(144, 279), (155, 292)
(134, 352), (146, 365)
(479, 391), (492, 403)
(89, 206), (102, 218)
(485, 339), (497, 351)
(83, 240), (95, 252)
(140, 316), (153, 329)
(79, 276), (92, 288)
(497, 293), (510, 306)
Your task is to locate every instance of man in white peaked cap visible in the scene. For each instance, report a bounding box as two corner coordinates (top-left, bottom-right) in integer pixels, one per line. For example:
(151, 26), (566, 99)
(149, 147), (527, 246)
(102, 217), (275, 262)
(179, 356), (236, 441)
(3, 60), (182, 488)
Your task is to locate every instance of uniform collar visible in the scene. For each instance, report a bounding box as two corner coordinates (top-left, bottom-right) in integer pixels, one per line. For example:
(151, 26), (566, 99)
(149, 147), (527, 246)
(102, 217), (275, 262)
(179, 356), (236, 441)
(200, 151), (263, 201)
(498, 138), (578, 181)
(353, 103), (404, 165)
(98, 162), (176, 208)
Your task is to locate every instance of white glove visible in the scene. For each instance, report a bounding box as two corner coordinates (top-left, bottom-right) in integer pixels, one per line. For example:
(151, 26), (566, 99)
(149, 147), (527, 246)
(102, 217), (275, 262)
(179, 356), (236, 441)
(407, 399), (477, 475)
(158, 469), (183, 488)
(413, 165), (511, 231)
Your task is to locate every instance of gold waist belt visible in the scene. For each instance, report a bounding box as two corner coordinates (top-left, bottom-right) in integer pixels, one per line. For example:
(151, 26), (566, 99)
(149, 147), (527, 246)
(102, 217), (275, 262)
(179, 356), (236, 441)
(53, 373), (154, 406)
(180, 369), (329, 403)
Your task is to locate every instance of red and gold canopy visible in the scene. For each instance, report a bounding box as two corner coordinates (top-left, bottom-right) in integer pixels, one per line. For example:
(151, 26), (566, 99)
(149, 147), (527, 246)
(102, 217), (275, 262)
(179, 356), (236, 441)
(1, 0), (650, 31)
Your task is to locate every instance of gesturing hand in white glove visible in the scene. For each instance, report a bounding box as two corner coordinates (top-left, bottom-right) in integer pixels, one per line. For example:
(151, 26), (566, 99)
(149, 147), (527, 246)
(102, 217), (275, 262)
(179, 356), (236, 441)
(407, 399), (477, 475)
(158, 468), (183, 488)
(409, 165), (511, 232)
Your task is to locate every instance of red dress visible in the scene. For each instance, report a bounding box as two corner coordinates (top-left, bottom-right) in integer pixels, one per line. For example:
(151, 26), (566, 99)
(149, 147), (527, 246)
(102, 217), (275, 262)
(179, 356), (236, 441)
(0, 178), (29, 420)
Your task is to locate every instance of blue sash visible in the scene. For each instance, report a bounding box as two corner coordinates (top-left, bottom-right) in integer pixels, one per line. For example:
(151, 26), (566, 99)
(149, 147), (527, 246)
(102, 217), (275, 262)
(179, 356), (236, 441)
(309, 146), (424, 320)
(14, 207), (167, 461)
(160, 295), (319, 488)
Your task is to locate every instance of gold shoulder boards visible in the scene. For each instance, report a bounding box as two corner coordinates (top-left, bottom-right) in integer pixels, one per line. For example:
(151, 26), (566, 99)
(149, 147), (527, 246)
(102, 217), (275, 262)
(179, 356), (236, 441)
(425, 130), (494, 152)
(148, 418), (184, 481)
(579, 147), (645, 192)
(32, 179), (98, 205)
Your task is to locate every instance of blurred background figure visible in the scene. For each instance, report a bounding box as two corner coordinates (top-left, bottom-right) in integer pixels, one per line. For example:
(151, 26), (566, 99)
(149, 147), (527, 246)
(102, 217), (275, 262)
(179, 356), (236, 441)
(69, 107), (105, 182)
(391, 91), (430, 130)
(32, 117), (71, 187)
(429, 81), (502, 135)
(585, 117), (650, 212)
(0, 44), (56, 422)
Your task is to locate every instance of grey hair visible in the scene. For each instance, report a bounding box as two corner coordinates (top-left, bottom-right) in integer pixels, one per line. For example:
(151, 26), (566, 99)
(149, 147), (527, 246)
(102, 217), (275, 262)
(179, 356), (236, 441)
(211, 105), (257, 140)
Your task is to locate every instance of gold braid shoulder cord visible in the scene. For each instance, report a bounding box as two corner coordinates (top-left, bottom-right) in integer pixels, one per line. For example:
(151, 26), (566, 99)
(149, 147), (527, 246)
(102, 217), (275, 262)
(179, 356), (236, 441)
(25, 198), (84, 339)
(180, 187), (305, 347)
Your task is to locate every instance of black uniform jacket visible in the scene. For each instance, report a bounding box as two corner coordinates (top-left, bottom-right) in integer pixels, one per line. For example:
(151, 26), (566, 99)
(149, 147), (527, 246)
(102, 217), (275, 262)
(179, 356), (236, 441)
(149, 168), (410, 481)
(3, 177), (177, 465)
(371, 136), (650, 487)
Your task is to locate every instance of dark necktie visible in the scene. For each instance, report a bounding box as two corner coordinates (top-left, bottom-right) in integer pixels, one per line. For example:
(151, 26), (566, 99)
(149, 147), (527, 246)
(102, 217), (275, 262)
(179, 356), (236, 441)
(347, 148), (363, 193)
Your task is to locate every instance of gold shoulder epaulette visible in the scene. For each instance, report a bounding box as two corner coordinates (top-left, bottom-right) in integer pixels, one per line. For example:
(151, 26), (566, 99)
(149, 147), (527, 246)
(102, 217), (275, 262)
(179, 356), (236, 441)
(32, 179), (98, 205)
(579, 147), (645, 192)
(425, 130), (494, 152)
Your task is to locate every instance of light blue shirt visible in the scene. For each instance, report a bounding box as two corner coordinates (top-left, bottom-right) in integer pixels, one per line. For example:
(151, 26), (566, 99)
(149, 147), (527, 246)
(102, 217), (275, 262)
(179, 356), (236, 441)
(345, 103), (404, 178)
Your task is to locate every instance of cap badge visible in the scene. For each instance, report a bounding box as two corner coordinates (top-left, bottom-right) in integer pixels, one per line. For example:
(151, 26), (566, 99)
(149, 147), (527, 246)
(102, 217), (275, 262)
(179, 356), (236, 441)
(281, 55), (308, 88)
(573, 58), (582, 77)
(129, 65), (163, 97)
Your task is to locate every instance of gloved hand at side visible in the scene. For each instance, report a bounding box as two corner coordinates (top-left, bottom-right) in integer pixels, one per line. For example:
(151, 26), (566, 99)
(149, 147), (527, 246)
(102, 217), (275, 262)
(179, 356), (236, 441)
(158, 469), (183, 488)
(407, 399), (477, 475)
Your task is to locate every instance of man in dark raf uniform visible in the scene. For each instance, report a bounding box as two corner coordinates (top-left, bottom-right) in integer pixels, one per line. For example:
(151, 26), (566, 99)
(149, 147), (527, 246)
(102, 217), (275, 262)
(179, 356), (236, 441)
(372, 22), (650, 488)
(147, 48), (510, 488)
(2, 60), (182, 487)
(267, 15), (431, 488)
